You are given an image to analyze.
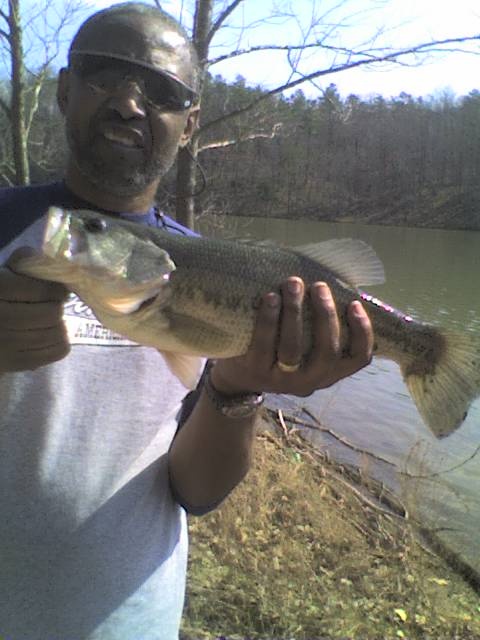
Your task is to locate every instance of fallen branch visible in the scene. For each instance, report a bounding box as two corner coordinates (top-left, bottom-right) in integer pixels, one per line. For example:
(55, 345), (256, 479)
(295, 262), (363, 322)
(262, 408), (480, 594)
(269, 406), (397, 468)
(280, 406), (480, 481)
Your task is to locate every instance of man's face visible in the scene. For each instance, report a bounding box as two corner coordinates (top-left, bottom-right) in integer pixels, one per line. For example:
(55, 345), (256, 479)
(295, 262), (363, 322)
(59, 55), (198, 197)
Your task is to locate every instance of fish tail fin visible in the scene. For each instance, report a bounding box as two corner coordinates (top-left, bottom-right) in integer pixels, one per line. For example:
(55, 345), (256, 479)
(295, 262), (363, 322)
(400, 330), (480, 438)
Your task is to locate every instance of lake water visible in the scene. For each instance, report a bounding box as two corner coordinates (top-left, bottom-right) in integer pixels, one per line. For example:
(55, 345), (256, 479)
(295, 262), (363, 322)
(199, 215), (480, 575)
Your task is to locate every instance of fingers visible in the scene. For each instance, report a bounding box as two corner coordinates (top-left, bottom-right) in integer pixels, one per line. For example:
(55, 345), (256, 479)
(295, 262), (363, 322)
(0, 298), (66, 330)
(343, 300), (374, 370)
(1, 333), (71, 372)
(212, 278), (374, 397)
(245, 291), (281, 371)
(276, 278), (304, 368)
(258, 279), (373, 391)
(0, 253), (70, 373)
(0, 316), (70, 372)
(311, 297), (373, 386)
(309, 282), (340, 365)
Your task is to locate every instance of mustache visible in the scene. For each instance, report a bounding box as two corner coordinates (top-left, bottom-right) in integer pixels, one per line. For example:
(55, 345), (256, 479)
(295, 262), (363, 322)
(91, 108), (149, 141)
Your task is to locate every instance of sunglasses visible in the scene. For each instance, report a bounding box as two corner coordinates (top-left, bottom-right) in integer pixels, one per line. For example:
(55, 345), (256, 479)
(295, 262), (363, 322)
(70, 54), (196, 112)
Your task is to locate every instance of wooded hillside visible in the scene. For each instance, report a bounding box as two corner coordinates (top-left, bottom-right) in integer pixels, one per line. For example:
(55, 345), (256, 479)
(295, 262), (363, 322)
(195, 77), (480, 230)
(1, 73), (480, 230)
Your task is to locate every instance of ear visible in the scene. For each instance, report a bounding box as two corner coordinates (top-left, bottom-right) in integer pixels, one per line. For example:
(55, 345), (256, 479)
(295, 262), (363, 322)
(57, 68), (69, 115)
(179, 104), (200, 148)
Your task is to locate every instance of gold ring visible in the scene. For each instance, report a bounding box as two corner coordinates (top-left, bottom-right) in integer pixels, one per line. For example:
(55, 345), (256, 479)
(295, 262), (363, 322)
(276, 360), (301, 373)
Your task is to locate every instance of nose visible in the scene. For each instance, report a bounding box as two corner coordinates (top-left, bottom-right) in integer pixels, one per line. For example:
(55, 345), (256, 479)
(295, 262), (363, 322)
(108, 80), (147, 119)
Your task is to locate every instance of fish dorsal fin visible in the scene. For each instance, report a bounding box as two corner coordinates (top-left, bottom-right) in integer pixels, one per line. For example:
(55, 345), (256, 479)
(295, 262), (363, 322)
(295, 238), (385, 287)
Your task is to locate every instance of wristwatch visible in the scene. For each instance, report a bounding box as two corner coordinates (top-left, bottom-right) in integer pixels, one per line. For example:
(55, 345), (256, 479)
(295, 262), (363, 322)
(204, 371), (264, 419)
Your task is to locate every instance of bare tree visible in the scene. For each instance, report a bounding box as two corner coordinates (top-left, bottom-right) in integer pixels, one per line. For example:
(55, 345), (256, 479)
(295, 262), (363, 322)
(159, 0), (480, 229)
(0, 0), (86, 185)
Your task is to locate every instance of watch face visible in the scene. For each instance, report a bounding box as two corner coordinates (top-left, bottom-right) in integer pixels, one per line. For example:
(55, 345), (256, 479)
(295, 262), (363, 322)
(204, 372), (264, 419)
(221, 394), (264, 419)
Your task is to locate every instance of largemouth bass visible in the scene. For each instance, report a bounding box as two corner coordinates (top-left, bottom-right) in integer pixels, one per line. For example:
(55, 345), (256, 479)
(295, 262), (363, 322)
(15, 207), (480, 439)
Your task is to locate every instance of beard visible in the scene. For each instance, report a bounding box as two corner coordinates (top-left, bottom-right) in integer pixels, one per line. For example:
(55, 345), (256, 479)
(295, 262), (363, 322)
(66, 126), (179, 198)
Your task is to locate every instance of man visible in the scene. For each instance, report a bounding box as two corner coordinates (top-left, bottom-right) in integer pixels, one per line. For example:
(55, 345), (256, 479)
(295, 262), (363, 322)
(0, 3), (373, 638)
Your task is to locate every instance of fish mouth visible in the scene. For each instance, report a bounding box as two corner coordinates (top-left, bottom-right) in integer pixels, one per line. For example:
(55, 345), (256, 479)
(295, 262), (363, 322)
(101, 276), (170, 315)
(43, 208), (73, 258)
(40, 207), (174, 315)
(136, 294), (158, 312)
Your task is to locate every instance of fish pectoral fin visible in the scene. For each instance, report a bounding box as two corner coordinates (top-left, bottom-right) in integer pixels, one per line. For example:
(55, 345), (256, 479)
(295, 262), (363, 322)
(295, 238), (385, 287)
(401, 331), (480, 438)
(159, 351), (204, 389)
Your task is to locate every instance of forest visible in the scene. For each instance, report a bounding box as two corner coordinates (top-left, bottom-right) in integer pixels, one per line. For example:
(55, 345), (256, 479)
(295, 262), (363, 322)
(1, 71), (480, 230)
(2, 0), (480, 231)
(197, 76), (480, 230)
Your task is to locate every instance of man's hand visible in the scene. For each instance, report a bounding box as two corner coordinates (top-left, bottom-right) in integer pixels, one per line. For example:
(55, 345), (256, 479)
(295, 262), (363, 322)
(0, 248), (70, 373)
(210, 277), (373, 397)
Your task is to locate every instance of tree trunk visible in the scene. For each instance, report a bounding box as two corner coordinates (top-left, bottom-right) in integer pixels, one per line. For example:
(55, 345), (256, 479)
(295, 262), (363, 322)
(175, 0), (213, 229)
(176, 139), (198, 230)
(8, 0), (29, 185)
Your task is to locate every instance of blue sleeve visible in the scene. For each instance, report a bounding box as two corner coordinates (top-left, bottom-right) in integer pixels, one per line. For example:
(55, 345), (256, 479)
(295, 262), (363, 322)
(161, 214), (200, 238)
(0, 182), (70, 251)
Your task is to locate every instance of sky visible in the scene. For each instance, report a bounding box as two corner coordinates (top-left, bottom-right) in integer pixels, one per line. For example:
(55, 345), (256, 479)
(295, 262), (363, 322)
(19, 0), (480, 100)
(159, 0), (480, 100)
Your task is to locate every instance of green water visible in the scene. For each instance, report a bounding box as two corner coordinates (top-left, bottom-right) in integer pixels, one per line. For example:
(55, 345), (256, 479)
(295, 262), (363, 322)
(199, 215), (480, 573)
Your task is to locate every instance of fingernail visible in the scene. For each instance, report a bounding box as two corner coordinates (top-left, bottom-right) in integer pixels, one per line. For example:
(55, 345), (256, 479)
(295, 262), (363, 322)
(313, 282), (330, 299)
(266, 292), (280, 308)
(287, 278), (302, 295)
(351, 300), (364, 316)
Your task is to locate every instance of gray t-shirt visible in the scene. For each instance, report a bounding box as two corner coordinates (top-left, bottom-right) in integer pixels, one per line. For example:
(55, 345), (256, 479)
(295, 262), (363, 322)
(0, 216), (195, 639)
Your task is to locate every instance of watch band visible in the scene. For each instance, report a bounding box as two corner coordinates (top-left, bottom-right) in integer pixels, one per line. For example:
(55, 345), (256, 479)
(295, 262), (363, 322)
(203, 371), (264, 419)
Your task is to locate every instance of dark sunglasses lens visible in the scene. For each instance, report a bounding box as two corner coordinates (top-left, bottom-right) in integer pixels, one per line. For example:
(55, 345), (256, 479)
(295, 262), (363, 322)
(145, 73), (193, 110)
(72, 55), (194, 110)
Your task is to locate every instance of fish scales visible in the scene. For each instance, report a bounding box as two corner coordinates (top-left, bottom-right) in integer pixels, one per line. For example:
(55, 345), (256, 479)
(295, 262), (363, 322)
(15, 207), (480, 439)
(161, 232), (441, 366)
(155, 236), (344, 357)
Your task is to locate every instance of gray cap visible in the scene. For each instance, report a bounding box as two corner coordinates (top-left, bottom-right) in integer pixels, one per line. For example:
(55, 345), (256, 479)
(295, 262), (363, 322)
(69, 2), (199, 95)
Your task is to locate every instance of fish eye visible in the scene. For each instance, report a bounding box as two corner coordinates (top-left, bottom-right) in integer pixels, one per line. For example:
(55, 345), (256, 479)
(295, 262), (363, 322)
(84, 217), (107, 234)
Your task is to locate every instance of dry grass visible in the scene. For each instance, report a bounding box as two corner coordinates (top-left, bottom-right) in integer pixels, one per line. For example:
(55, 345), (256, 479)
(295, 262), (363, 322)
(181, 413), (480, 640)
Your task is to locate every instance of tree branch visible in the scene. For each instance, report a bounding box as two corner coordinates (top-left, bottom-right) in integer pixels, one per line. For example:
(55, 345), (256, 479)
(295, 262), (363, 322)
(208, 0), (245, 47)
(209, 41), (328, 67)
(198, 123), (282, 152)
(24, 69), (44, 138)
(198, 34), (480, 137)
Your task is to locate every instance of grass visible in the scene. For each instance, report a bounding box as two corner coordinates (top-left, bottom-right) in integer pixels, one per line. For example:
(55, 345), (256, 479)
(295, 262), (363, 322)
(181, 412), (480, 640)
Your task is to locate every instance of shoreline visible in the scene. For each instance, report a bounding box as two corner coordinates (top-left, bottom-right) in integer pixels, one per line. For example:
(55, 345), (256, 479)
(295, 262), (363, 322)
(182, 409), (480, 639)
(262, 407), (480, 593)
